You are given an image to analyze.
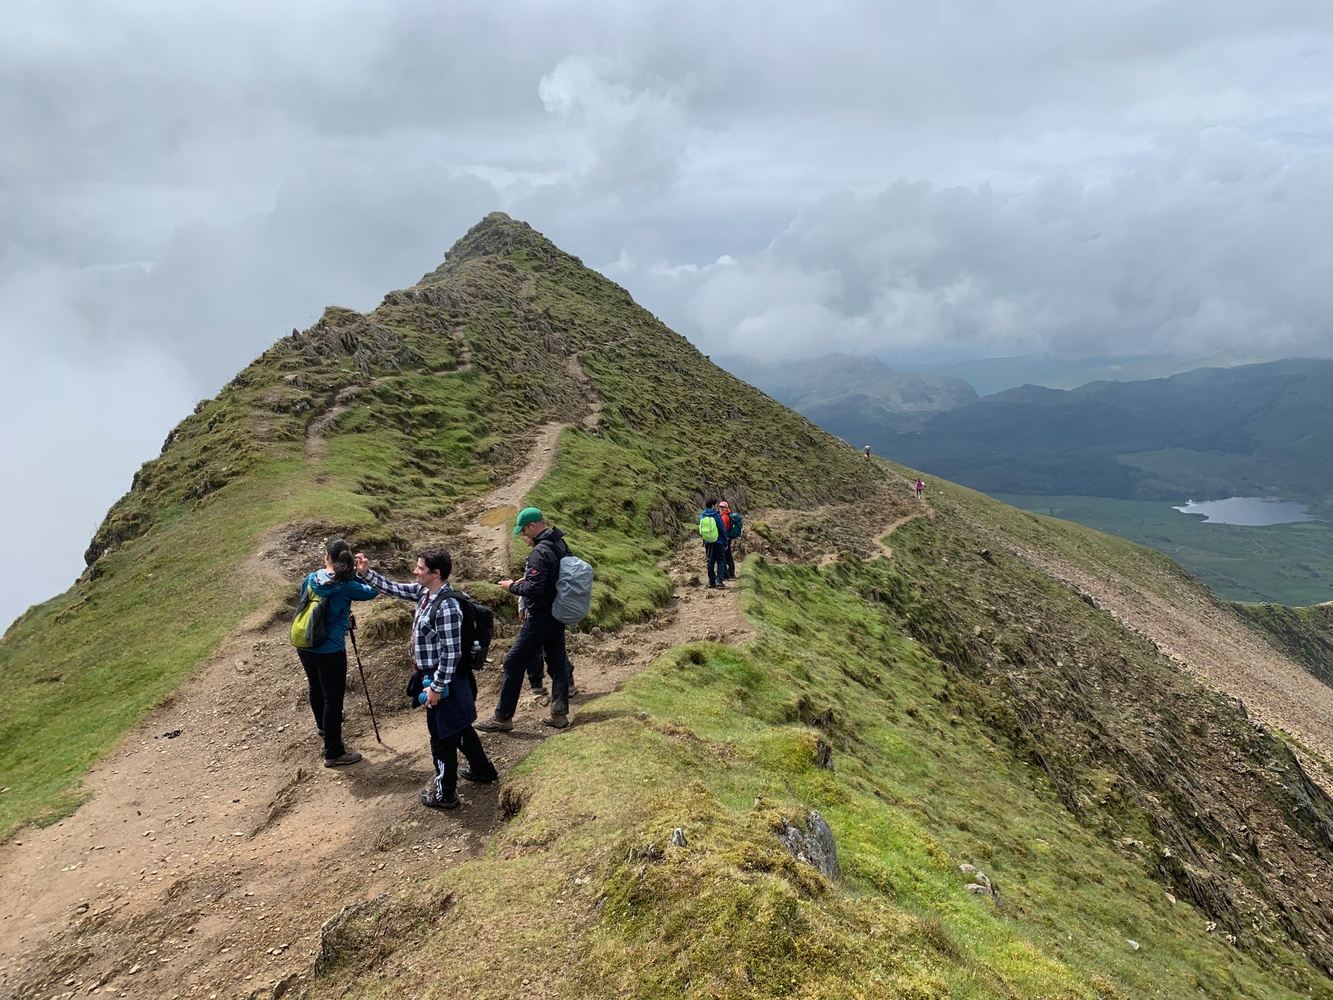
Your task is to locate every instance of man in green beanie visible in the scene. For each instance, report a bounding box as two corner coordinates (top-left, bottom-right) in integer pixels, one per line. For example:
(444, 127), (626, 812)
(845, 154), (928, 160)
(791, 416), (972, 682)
(477, 508), (575, 731)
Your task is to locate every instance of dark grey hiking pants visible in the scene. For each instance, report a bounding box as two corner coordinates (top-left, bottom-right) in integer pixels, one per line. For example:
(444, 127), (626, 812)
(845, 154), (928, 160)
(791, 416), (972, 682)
(496, 611), (572, 720)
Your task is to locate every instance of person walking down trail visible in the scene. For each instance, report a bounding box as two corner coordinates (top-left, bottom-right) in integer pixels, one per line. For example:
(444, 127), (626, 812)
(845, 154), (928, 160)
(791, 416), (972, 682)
(699, 499), (730, 589)
(292, 539), (378, 768)
(519, 596), (579, 699)
(477, 508), (577, 733)
(719, 500), (744, 580)
(864, 445), (872, 459)
(355, 548), (498, 810)
(913, 478), (925, 500)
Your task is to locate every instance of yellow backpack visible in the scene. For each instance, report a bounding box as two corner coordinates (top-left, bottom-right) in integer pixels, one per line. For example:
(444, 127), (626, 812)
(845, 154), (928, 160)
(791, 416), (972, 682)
(290, 579), (330, 648)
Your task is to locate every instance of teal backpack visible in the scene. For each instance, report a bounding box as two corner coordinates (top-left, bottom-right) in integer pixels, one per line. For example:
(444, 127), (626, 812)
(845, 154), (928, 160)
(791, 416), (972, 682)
(726, 511), (744, 539)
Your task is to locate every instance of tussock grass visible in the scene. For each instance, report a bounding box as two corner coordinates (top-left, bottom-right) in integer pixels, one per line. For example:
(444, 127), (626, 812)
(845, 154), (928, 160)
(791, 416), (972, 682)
(328, 558), (1320, 998)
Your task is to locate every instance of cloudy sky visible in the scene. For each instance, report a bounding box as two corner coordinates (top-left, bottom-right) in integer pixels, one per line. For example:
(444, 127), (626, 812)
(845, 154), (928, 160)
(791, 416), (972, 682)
(2, 0), (1331, 627)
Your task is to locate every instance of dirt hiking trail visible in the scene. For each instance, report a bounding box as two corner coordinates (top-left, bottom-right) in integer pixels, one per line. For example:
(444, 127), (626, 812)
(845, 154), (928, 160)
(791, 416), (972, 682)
(462, 355), (602, 578)
(0, 385), (740, 1000)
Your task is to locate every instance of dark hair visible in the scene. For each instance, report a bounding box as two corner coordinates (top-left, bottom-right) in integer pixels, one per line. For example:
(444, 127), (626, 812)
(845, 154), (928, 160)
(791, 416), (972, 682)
(705, 497), (718, 507)
(326, 538), (355, 582)
(419, 548), (452, 581)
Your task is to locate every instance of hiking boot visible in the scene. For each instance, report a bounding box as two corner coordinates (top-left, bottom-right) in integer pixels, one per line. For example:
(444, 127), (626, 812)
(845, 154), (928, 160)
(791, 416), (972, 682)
(475, 715), (514, 733)
(568, 684), (580, 698)
(421, 787), (460, 810)
(324, 750), (362, 768)
(529, 683), (549, 697)
(542, 713), (570, 730)
(461, 766), (499, 784)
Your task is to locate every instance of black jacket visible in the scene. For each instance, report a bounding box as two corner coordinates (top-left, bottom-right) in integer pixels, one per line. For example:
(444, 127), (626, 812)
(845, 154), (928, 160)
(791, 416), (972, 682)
(508, 527), (570, 614)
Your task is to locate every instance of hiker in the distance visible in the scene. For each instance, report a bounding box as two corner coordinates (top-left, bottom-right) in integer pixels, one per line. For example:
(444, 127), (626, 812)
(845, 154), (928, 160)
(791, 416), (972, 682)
(913, 478), (925, 500)
(699, 498), (730, 589)
(354, 548), (498, 810)
(719, 500), (744, 580)
(863, 445), (872, 459)
(295, 539), (379, 768)
(477, 507), (576, 732)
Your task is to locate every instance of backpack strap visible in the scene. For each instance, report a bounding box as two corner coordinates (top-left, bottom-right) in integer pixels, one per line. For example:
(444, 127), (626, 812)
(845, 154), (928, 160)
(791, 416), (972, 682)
(426, 586), (457, 629)
(433, 587), (479, 673)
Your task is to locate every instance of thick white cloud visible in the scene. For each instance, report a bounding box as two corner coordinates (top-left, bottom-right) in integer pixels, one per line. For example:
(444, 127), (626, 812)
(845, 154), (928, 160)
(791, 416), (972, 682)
(0, 347), (196, 629)
(617, 131), (1333, 361)
(2, 0), (1332, 626)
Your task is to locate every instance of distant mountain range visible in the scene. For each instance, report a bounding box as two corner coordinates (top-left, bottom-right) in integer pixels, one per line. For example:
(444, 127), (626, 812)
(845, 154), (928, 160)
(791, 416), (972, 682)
(900, 352), (1273, 397)
(720, 353), (977, 435)
(884, 359), (1333, 501)
(739, 355), (1333, 502)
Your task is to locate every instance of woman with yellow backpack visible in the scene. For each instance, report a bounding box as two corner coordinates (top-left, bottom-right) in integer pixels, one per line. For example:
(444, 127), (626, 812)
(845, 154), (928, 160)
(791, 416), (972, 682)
(291, 538), (378, 767)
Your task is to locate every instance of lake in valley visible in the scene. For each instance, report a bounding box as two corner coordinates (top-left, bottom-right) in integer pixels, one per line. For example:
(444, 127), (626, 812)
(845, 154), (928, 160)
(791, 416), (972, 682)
(1171, 497), (1315, 526)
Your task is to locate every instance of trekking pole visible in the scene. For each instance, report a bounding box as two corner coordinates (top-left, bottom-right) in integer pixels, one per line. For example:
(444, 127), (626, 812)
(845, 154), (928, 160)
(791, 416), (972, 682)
(348, 623), (383, 745)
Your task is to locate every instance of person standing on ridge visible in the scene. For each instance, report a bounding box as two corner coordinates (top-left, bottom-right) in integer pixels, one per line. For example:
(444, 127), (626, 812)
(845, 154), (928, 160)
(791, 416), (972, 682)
(719, 500), (744, 581)
(477, 507), (576, 732)
(864, 445), (872, 459)
(699, 498), (730, 589)
(355, 548), (498, 810)
(295, 538), (379, 768)
(913, 478), (925, 500)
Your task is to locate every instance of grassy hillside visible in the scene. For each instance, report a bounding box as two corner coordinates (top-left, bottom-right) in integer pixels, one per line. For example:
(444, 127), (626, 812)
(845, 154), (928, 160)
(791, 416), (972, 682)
(0, 213), (879, 838)
(5, 214), (1333, 996)
(316, 485), (1333, 998)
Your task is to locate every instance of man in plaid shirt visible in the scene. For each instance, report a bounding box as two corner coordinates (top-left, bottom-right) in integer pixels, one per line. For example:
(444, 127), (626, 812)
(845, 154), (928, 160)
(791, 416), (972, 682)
(355, 548), (498, 809)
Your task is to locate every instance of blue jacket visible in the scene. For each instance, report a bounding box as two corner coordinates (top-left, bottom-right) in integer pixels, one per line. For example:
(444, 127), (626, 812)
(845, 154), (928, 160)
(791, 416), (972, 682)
(700, 508), (729, 548)
(304, 570), (378, 653)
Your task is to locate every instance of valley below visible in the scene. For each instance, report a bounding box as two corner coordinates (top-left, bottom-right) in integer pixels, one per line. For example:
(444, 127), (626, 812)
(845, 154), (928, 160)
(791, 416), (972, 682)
(996, 493), (1333, 606)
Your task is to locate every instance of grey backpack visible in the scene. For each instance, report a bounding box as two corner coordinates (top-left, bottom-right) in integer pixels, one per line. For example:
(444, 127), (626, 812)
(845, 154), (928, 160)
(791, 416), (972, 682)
(552, 554), (594, 625)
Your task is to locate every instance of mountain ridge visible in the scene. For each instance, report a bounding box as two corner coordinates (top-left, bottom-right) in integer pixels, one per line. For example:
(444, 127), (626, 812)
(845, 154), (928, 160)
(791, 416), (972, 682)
(4, 214), (1333, 997)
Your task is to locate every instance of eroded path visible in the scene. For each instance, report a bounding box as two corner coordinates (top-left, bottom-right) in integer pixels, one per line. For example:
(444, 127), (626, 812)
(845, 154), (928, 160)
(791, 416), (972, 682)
(462, 354), (602, 577)
(814, 508), (928, 568)
(1004, 538), (1333, 788)
(0, 366), (727, 1000)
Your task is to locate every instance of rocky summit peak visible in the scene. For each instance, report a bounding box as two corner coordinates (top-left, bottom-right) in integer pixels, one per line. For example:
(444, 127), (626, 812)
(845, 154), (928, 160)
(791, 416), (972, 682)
(416, 211), (572, 286)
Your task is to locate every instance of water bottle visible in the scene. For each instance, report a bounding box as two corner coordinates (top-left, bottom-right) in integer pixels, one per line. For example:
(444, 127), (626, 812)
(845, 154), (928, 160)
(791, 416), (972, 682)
(471, 640), (482, 665)
(418, 683), (448, 706)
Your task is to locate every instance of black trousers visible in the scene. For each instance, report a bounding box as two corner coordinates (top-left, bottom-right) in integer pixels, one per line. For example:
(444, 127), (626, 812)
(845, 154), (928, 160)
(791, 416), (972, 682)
(705, 542), (728, 586)
(724, 544), (737, 579)
(521, 640), (576, 689)
(425, 711), (495, 798)
(497, 612), (571, 720)
(297, 648), (346, 759)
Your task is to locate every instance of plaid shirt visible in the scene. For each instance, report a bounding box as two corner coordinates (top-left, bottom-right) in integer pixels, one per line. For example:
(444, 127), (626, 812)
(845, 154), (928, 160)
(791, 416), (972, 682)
(358, 570), (461, 692)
